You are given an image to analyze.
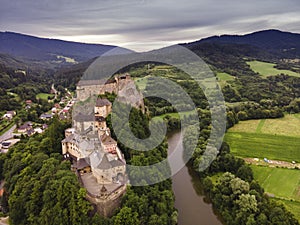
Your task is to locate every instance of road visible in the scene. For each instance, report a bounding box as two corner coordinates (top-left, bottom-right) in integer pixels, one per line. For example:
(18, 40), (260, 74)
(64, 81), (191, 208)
(244, 158), (300, 169)
(0, 217), (9, 225)
(0, 125), (16, 142)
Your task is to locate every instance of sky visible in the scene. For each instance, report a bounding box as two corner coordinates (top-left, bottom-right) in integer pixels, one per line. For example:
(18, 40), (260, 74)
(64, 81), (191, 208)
(1, 0), (300, 51)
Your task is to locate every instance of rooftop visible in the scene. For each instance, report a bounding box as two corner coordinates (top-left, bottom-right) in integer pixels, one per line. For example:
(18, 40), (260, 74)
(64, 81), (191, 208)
(73, 112), (94, 122)
(72, 157), (91, 169)
(95, 98), (111, 107)
(101, 134), (117, 146)
(97, 154), (112, 170)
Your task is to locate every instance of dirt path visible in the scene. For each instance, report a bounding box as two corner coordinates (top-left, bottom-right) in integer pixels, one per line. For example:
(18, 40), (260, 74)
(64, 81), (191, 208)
(244, 158), (300, 169)
(0, 217), (9, 225)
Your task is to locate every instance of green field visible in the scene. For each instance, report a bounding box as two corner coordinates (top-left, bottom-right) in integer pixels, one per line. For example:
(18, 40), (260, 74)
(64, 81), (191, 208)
(251, 165), (300, 200)
(225, 114), (300, 162)
(247, 60), (300, 77)
(135, 77), (148, 91)
(251, 165), (300, 221)
(216, 72), (235, 81)
(226, 114), (300, 221)
(225, 132), (300, 162)
(229, 114), (300, 137)
(36, 93), (54, 100)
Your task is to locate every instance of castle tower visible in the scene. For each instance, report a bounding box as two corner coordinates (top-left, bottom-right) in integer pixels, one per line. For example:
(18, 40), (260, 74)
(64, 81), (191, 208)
(95, 98), (112, 118)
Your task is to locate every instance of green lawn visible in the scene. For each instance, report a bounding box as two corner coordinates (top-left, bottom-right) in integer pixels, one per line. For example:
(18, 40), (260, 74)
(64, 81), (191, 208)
(255, 119), (265, 133)
(225, 132), (300, 162)
(225, 114), (300, 161)
(216, 72), (235, 81)
(135, 77), (148, 91)
(228, 114), (300, 137)
(36, 93), (54, 100)
(251, 165), (300, 201)
(247, 60), (300, 77)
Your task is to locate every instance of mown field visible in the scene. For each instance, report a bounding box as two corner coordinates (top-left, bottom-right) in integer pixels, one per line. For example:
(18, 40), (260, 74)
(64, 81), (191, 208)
(225, 114), (300, 162)
(225, 132), (300, 162)
(216, 72), (235, 87)
(247, 60), (300, 77)
(250, 165), (300, 222)
(216, 72), (235, 81)
(251, 165), (300, 200)
(36, 93), (54, 100)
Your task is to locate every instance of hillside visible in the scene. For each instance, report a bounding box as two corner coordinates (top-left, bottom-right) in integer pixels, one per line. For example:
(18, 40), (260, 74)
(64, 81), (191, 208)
(190, 29), (300, 59)
(0, 32), (132, 64)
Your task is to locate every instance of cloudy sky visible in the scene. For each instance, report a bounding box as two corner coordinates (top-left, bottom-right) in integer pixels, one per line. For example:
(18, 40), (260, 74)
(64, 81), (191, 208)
(1, 0), (300, 51)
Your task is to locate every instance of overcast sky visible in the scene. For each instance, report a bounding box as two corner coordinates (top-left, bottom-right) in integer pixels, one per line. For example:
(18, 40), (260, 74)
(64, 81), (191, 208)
(1, 0), (300, 51)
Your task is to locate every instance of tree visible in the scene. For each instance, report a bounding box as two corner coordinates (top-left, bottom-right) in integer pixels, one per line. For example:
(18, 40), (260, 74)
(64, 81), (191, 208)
(114, 207), (139, 225)
(230, 177), (250, 196)
(236, 165), (253, 182)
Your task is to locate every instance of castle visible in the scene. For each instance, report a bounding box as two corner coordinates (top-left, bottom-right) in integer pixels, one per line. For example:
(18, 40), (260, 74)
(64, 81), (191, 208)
(62, 95), (126, 217)
(62, 74), (146, 216)
(76, 74), (144, 111)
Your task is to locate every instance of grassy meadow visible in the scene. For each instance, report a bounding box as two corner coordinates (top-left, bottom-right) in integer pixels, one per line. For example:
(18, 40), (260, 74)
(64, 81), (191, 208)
(36, 93), (54, 100)
(251, 165), (300, 201)
(251, 165), (300, 222)
(216, 72), (235, 81)
(247, 60), (300, 77)
(225, 114), (300, 162)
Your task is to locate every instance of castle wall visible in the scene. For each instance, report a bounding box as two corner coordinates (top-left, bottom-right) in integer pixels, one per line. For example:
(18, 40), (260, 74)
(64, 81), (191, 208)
(85, 185), (126, 217)
(76, 84), (104, 101)
(62, 142), (81, 159)
(100, 83), (117, 95)
(76, 76), (144, 113)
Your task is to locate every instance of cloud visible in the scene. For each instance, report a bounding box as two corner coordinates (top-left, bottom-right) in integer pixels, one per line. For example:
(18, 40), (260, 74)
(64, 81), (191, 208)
(1, 0), (300, 51)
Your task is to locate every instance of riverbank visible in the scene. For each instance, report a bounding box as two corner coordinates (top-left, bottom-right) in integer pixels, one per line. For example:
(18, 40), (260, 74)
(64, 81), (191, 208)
(168, 131), (222, 225)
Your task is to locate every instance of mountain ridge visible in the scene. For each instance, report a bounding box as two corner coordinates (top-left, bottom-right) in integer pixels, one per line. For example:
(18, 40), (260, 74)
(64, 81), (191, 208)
(185, 29), (300, 58)
(0, 31), (133, 64)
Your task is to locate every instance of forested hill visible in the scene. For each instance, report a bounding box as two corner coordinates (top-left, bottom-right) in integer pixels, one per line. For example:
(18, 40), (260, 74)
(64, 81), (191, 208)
(0, 32), (133, 64)
(184, 29), (300, 60)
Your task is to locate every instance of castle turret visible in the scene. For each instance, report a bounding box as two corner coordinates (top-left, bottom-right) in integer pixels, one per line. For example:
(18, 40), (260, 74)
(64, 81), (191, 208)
(95, 98), (112, 118)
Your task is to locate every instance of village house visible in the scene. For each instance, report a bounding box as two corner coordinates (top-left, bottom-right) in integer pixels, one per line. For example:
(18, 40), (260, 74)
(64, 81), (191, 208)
(25, 100), (32, 105)
(51, 107), (57, 113)
(40, 113), (53, 120)
(2, 111), (16, 120)
(17, 121), (34, 136)
(14, 69), (26, 75)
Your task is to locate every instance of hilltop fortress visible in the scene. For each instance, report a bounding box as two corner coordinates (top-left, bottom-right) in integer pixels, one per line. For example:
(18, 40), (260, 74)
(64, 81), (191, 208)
(76, 74), (144, 111)
(62, 74), (144, 217)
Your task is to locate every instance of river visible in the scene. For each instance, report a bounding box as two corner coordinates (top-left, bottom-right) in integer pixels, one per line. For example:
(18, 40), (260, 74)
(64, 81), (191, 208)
(168, 131), (222, 225)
